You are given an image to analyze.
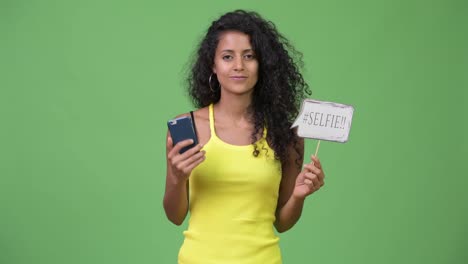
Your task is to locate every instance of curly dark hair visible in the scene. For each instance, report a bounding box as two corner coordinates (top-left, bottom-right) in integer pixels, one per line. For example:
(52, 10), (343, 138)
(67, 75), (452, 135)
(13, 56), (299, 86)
(187, 10), (311, 166)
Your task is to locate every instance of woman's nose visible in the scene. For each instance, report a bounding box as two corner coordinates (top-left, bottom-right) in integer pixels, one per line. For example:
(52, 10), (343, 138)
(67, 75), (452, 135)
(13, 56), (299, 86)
(233, 57), (244, 71)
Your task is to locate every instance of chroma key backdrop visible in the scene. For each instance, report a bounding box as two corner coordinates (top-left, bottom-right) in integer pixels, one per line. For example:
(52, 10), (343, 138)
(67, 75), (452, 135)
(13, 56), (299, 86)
(1, 0), (466, 263)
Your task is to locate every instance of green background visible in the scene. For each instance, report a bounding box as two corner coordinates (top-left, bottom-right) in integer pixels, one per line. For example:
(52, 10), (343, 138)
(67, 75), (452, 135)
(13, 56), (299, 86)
(1, 0), (467, 263)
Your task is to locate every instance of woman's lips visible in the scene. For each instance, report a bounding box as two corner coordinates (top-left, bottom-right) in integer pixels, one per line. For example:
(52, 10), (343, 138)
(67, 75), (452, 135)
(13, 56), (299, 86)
(230, 76), (247, 80)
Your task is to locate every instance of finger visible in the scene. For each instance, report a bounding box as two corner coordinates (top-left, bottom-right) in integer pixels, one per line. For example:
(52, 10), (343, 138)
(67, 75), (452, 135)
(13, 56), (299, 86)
(167, 135), (173, 149)
(179, 150), (206, 169)
(311, 155), (322, 169)
(304, 172), (320, 189)
(173, 151), (204, 174)
(181, 143), (204, 159)
(182, 153), (206, 174)
(302, 163), (314, 172)
(304, 172), (317, 182)
(317, 172), (324, 183)
(303, 164), (321, 176)
(302, 178), (316, 194)
(310, 156), (325, 182)
(311, 176), (320, 188)
(173, 143), (204, 164)
(169, 139), (195, 157)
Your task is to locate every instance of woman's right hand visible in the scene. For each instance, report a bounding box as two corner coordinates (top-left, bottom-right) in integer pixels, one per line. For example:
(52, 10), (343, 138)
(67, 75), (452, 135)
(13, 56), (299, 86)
(166, 135), (205, 185)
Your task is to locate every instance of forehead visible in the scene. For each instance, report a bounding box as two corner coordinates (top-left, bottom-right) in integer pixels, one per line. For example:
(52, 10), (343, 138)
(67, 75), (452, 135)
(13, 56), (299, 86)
(216, 30), (253, 51)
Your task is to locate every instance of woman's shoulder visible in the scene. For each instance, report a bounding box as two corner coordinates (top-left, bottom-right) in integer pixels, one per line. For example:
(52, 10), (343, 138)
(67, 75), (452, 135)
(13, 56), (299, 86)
(172, 106), (209, 121)
(193, 106), (209, 121)
(174, 106), (209, 120)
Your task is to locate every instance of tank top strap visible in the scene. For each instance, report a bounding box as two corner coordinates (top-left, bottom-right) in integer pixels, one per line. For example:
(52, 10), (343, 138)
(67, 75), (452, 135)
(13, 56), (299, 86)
(208, 103), (216, 135)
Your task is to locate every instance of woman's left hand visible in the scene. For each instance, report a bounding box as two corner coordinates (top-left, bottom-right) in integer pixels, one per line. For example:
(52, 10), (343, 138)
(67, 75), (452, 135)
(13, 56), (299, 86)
(293, 155), (325, 199)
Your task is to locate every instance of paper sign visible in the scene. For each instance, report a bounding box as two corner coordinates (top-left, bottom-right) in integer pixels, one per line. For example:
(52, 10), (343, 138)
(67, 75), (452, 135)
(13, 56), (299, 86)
(291, 99), (354, 143)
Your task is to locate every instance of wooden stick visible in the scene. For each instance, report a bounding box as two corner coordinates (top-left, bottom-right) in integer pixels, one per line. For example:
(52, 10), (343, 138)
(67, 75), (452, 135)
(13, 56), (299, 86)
(304, 140), (321, 168)
(314, 140), (321, 157)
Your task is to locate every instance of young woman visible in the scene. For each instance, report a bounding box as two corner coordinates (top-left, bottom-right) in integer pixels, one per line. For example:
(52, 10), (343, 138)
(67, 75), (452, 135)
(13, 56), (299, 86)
(163, 10), (325, 263)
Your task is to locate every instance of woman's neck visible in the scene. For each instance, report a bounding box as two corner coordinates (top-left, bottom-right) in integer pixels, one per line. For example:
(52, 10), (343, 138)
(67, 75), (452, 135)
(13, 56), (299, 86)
(215, 93), (253, 124)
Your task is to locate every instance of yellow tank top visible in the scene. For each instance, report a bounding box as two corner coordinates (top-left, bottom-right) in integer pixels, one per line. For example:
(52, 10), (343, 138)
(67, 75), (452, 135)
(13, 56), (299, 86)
(178, 104), (283, 264)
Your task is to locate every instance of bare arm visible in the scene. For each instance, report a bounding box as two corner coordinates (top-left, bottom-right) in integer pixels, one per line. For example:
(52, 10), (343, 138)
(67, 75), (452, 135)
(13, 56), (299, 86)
(274, 137), (325, 233)
(163, 130), (205, 225)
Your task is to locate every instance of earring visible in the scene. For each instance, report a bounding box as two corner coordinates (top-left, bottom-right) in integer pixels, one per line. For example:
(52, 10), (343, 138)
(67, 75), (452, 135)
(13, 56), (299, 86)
(208, 73), (216, 93)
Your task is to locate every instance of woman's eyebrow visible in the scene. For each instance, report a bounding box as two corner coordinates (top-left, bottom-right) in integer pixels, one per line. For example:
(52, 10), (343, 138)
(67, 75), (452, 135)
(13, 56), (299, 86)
(220, 49), (254, 53)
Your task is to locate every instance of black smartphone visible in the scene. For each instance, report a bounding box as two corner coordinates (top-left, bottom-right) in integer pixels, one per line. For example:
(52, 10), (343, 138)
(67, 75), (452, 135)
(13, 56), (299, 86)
(167, 115), (198, 154)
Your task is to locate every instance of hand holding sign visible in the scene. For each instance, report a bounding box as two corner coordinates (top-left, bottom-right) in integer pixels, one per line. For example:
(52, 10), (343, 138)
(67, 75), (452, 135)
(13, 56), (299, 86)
(289, 99), (353, 201)
(291, 99), (354, 155)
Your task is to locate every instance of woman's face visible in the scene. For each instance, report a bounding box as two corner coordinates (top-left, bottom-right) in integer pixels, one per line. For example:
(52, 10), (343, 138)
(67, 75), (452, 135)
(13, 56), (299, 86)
(212, 31), (259, 96)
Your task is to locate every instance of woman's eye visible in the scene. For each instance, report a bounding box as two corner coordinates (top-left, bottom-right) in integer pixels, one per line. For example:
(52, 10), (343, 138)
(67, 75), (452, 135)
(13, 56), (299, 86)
(244, 54), (256, 60)
(222, 55), (233, 60)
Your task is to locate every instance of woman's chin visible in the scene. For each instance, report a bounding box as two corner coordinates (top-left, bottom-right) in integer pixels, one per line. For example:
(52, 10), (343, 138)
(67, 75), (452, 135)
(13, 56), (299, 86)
(221, 85), (255, 96)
